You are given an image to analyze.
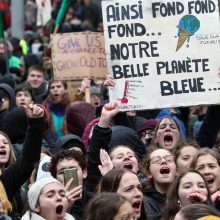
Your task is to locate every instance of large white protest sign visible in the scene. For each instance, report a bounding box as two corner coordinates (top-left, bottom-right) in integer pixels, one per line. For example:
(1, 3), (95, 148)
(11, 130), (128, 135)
(102, 0), (220, 111)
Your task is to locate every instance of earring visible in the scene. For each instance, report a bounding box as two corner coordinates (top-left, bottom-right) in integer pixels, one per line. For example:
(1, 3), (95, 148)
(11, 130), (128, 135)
(177, 200), (182, 207)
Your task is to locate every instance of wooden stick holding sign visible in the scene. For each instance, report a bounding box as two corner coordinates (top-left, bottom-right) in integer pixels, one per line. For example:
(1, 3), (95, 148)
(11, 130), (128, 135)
(85, 87), (91, 103)
(80, 77), (91, 103)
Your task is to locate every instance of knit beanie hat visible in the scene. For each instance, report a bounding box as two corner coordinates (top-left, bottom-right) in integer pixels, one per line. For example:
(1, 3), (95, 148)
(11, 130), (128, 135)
(197, 216), (220, 220)
(28, 177), (64, 211)
(36, 155), (52, 181)
(138, 119), (158, 134)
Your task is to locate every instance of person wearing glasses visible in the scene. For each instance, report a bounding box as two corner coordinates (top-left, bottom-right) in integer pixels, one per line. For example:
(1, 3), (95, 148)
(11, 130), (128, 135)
(138, 119), (158, 148)
(141, 147), (177, 220)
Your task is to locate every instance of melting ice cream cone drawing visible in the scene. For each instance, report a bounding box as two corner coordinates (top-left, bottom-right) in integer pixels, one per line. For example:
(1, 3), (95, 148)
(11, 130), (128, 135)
(176, 15), (200, 51)
(176, 28), (192, 51)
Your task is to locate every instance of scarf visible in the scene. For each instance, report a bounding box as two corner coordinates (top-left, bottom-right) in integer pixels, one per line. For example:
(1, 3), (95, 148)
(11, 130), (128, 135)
(0, 181), (12, 214)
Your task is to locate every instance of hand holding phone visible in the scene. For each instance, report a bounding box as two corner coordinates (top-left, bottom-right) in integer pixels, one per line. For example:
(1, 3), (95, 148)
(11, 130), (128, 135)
(64, 168), (79, 190)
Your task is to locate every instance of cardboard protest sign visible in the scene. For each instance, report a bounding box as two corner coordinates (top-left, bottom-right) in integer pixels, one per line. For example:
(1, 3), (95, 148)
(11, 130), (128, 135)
(102, 0), (220, 111)
(66, 80), (81, 102)
(51, 32), (107, 80)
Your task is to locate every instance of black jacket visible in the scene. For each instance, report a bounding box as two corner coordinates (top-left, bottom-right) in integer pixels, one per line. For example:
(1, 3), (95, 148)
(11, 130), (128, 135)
(109, 125), (146, 159)
(2, 107), (27, 145)
(1, 117), (44, 217)
(70, 183), (93, 220)
(143, 188), (167, 220)
(0, 83), (16, 131)
(198, 105), (220, 148)
(86, 125), (112, 192)
(87, 123), (147, 192)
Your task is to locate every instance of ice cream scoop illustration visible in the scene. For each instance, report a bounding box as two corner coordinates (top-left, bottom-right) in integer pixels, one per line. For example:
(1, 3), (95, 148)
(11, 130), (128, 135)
(176, 15), (200, 51)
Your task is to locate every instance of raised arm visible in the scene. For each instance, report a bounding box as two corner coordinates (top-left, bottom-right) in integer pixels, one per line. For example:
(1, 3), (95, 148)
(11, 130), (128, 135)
(86, 102), (119, 192)
(1, 104), (45, 201)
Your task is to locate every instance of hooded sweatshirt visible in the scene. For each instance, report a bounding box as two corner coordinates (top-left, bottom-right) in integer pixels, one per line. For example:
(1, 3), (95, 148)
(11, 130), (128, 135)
(109, 125), (146, 159)
(0, 83), (16, 130)
(2, 107), (27, 144)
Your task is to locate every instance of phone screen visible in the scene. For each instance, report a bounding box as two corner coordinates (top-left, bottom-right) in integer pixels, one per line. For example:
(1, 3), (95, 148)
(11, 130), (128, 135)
(63, 168), (79, 190)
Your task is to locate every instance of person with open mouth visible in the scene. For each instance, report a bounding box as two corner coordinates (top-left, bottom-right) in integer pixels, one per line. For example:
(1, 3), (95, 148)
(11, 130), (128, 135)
(141, 147), (177, 220)
(191, 148), (220, 211)
(87, 102), (144, 191)
(89, 86), (102, 108)
(22, 177), (75, 220)
(109, 145), (139, 174)
(49, 149), (89, 220)
(153, 116), (182, 151)
(98, 169), (147, 220)
(0, 131), (15, 171)
(161, 170), (214, 220)
(0, 103), (45, 218)
(42, 79), (70, 144)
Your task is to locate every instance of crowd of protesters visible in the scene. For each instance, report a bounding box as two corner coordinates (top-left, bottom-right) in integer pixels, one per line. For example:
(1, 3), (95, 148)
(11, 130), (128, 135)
(0, 0), (219, 220)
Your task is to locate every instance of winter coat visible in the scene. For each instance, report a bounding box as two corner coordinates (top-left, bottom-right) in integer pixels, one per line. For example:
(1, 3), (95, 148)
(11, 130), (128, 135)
(86, 124), (112, 192)
(0, 83), (16, 130)
(87, 124), (146, 192)
(2, 107), (27, 144)
(1, 117), (44, 218)
(43, 101), (68, 141)
(70, 183), (93, 220)
(143, 188), (167, 220)
(27, 81), (48, 104)
(109, 125), (146, 159)
(21, 211), (75, 220)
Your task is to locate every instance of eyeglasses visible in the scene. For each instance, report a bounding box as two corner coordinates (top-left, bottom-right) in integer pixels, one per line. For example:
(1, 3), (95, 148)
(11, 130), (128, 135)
(142, 130), (155, 138)
(150, 155), (174, 165)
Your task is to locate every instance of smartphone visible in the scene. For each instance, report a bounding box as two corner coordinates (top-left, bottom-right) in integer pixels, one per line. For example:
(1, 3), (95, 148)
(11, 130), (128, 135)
(63, 168), (79, 190)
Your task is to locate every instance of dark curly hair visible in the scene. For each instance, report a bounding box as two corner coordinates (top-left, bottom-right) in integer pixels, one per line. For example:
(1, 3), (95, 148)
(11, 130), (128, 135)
(49, 149), (86, 177)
